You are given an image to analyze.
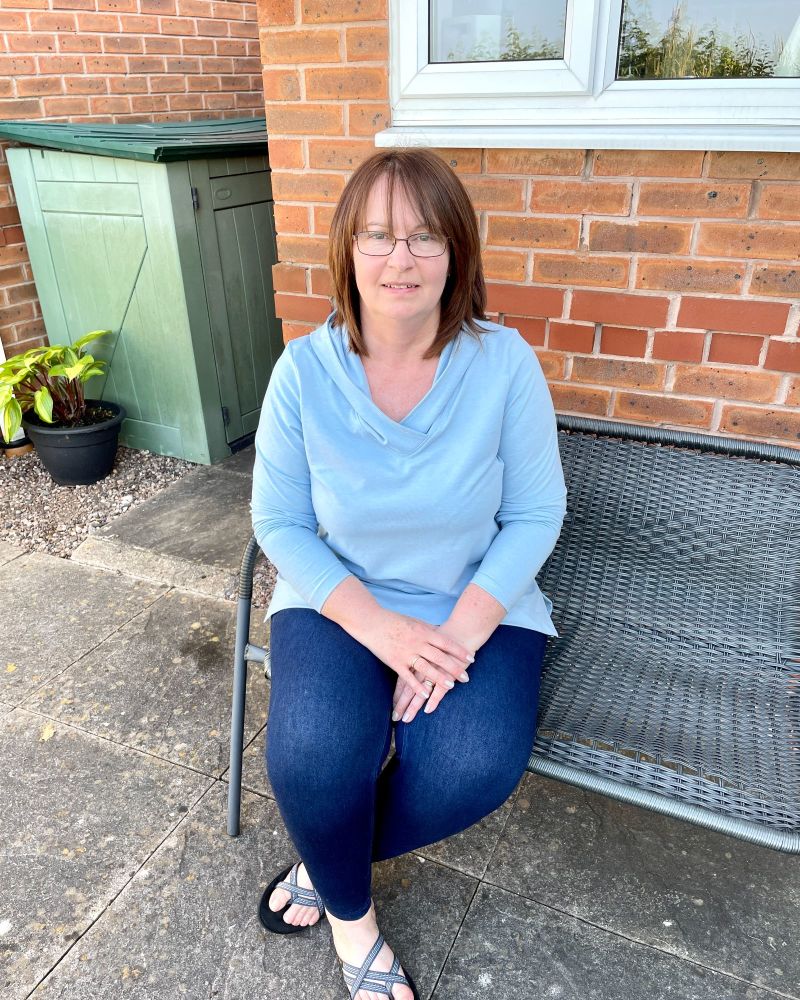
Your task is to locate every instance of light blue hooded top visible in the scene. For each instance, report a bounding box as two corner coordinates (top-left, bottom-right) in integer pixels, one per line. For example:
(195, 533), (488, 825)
(251, 317), (567, 635)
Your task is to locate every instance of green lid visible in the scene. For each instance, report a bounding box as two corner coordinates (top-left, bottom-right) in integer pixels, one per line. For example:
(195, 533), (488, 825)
(0, 117), (267, 162)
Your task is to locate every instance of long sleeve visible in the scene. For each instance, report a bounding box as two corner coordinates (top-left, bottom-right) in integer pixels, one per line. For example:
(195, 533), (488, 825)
(250, 347), (352, 612)
(469, 340), (567, 612)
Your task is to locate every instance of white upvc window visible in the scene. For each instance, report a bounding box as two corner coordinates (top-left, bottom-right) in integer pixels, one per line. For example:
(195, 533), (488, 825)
(378, 0), (800, 151)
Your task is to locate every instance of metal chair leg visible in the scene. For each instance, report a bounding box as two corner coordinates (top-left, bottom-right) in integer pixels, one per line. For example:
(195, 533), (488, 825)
(227, 534), (262, 837)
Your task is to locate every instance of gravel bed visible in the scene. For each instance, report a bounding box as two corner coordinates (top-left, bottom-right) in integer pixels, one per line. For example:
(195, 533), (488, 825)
(225, 560), (277, 610)
(0, 444), (196, 558)
(1, 443), (276, 608)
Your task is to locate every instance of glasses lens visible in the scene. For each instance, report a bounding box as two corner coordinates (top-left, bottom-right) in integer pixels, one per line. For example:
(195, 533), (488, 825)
(356, 232), (394, 255)
(355, 232), (448, 256)
(408, 234), (448, 257)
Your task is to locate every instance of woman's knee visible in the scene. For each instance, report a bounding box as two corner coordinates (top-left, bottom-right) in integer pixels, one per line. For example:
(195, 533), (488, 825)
(265, 704), (391, 799)
(451, 752), (527, 816)
(265, 608), (393, 791)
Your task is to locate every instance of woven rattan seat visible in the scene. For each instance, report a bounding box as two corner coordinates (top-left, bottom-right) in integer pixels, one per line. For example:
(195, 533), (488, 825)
(530, 417), (799, 852)
(228, 415), (799, 852)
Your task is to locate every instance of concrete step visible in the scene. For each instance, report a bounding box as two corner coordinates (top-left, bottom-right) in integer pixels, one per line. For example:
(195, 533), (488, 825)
(71, 447), (255, 600)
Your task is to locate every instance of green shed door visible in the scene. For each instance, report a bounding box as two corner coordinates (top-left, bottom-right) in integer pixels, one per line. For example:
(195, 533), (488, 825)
(190, 163), (284, 445)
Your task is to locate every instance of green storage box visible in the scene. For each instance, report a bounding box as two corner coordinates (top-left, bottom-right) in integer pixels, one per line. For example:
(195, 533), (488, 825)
(0, 118), (284, 464)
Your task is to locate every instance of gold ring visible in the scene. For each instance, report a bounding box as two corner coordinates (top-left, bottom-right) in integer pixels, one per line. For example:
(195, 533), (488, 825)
(410, 654), (421, 671)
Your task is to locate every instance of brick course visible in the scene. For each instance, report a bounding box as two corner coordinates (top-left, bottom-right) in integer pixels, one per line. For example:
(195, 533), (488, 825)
(0, 0), (263, 355)
(252, 5), (800, 447)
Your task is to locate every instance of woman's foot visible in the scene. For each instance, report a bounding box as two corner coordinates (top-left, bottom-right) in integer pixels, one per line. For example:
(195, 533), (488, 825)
(268, 861), (324, 928)
(328, 903), (415, 1000)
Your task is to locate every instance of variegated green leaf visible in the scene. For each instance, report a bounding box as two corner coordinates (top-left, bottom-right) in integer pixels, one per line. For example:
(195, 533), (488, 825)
(73, 329), (111, 352)
(33, 386), (54, 424)
(1, 398), (22, 444)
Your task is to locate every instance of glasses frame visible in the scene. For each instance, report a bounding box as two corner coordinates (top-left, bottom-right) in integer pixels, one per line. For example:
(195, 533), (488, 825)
(353, 231), (450, 258)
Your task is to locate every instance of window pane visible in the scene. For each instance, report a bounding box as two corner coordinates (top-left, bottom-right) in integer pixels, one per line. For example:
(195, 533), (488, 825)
(429, 0), (568, 63)
(617, 1), (800, 79)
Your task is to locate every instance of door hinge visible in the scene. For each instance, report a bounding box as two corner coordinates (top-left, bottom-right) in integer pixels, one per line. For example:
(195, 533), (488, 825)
(191, 186), (199, 210)
(221, 406), (230, 426)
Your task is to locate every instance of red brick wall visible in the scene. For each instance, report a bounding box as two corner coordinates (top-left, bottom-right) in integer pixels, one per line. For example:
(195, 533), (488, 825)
(257, 0), (800, 447)
(0, 0), (262, 356)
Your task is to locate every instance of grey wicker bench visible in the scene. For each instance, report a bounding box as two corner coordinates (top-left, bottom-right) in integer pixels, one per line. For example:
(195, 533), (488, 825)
(228, 415), (800, 852)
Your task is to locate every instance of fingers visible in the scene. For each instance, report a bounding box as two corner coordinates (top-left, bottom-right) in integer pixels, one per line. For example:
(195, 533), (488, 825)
(419, 644), (472, 685)
(425, 629), (474, 666)
(422, 679), (448, 716)
(392, 678), (414, 719)
(396, 676), (457, 724)
(399, 679), (433, 724)
(400, 664), (437, 700)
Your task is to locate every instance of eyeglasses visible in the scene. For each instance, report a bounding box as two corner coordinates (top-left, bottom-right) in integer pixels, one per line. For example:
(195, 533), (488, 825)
(354, 231), (449, 258)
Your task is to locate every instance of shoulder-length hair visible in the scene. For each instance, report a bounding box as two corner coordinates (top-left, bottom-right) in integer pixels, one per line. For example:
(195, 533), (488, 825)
(328, 148), (487, 358)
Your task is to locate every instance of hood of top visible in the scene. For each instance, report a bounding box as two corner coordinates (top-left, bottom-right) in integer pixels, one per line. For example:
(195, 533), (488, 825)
(308, 316), (483, 455)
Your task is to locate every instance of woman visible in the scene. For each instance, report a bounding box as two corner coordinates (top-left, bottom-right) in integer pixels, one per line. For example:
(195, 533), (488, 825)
(251, 148), (567, 1000)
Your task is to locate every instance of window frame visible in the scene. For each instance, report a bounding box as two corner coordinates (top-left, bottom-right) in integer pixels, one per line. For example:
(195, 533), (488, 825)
(379, 0), (800, 152)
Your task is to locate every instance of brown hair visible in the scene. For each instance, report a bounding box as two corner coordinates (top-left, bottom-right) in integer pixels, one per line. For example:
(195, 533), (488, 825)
(328, 148), (487, 358)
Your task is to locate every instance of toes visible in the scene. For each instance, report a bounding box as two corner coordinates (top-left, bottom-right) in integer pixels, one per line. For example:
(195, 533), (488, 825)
(268, 888), (290, 913)
(282, 903), (320, 926)
(283, 904), (302, 925)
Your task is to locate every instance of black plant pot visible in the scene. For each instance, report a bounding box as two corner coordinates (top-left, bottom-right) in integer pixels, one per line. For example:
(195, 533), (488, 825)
(22, 399), (126, 486)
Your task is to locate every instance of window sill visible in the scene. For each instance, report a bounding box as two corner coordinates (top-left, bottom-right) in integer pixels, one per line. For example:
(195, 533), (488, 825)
(375, 124), (800, 153)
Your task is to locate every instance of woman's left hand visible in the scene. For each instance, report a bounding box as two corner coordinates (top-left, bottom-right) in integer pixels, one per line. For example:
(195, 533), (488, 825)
(391, 673), (438, 725)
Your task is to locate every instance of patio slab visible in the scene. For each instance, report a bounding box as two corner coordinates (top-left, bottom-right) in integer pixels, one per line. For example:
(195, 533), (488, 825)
(433, 881), (778, 1000)
(0, 552), (165, 703)
(218, 443), (255, 477)
(31, 787), (477, 1000)
(1, 708), (211, 1000)
(0, 541), (25, 566)
(23, 589), (268, 778)
(71, 465), (253, 599)
(486, 772), (800, 997)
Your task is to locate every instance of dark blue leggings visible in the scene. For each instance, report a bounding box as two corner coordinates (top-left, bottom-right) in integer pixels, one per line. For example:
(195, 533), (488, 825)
(265, 608), (547, 920)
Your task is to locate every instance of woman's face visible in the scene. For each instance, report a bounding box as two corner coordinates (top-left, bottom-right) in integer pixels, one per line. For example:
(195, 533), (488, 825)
(352, 175), (450, 338)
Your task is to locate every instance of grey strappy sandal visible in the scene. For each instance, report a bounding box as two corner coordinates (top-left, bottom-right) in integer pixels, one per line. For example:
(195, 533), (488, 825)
(258, 861), (326, 934)
(340, 932), (420, 1000)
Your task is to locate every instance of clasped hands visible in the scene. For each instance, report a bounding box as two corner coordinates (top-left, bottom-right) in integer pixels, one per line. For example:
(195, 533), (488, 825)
(355, 610), (475, 726)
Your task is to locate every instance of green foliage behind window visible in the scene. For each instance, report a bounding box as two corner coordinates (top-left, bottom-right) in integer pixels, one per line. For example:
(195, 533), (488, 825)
(448, 22), (562, 63)
(618, 2), (778, 79)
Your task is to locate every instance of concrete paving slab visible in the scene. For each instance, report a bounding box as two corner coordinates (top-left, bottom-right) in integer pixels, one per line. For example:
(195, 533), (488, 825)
(0, 541), (25, 566)
(24, 589), (268, 778)
(71, 466), (252, 598)
(240, 721), (271, 797)
(0, 553), (165, 703)
(433, 881), (776, 1000)
(32, 786), (477, 1000)
(217, 444), (255, 477)
(0, 700), (13, 718)
(1, 708), (211, 1000)
(486, 773), (800, 997)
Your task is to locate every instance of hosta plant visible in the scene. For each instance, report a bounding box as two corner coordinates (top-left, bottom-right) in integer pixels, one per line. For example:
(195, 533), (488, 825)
(0, 330), (111, 444)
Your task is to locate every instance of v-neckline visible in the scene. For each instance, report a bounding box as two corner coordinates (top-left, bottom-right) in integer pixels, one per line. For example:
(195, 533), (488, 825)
(354, 338), (455, 430)
(359, 354), (442, 426)
(310, 319), (483, 455)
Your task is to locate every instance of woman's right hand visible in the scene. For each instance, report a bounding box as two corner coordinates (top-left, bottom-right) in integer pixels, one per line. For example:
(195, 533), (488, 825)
(353, 608), (474, 701)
